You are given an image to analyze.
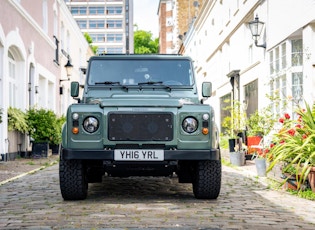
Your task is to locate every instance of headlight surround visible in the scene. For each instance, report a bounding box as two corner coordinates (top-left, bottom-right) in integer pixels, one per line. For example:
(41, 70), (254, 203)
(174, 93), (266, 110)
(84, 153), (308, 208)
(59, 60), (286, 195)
(83, 116), (99, 133)
(182, 117), (198, 133)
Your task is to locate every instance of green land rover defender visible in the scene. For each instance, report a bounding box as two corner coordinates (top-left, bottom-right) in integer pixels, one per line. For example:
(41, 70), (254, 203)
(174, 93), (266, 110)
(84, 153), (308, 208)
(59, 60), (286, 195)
(59, 54), (221, 200)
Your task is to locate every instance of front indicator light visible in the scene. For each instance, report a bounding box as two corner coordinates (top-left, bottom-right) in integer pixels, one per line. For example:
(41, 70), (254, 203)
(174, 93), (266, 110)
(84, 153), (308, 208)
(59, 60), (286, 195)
(202, 128), (209, 135)
(72, 127), (79, 134)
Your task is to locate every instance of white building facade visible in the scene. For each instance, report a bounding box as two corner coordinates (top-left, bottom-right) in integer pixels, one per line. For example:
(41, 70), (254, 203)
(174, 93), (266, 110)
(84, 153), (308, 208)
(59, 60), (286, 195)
(0, 0), (92, 159)
(65, 0), (134, 54)
(181, 0), (315, 134)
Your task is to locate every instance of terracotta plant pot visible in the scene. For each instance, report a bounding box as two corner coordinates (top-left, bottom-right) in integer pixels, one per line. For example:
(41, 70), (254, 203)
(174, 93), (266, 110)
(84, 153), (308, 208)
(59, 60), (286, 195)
(308, 167), (315, 193)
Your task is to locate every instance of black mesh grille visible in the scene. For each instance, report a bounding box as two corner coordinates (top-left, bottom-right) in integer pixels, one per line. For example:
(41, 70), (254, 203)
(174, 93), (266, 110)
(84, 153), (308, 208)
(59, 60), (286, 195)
(108, 113), (173, 141)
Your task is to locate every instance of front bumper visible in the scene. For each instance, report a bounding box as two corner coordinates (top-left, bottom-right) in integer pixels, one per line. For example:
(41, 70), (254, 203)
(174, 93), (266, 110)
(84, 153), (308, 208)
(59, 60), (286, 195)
(61, 148), (221, 161)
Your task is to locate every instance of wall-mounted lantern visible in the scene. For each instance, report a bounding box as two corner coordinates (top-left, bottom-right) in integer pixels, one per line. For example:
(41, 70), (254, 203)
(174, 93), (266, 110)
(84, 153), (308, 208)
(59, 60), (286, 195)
(60, 55), (73, 83)
(249, 15), (266, 49)
(64, 57), (73, 76)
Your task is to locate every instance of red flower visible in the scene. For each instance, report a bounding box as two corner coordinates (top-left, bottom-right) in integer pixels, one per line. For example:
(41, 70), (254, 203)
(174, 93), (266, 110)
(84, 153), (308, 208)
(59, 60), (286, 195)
(295, 124), (301, 129)
(298, 115), (303, 122)
(280, 139), (285, 144)
(302, 134), (307, 139)
(284, 113), (290, 119)
(288, 128), (296, 136)
(270, 143), (275, 148)
(264, 149), (270, 153)
(279, 117), (284, 123)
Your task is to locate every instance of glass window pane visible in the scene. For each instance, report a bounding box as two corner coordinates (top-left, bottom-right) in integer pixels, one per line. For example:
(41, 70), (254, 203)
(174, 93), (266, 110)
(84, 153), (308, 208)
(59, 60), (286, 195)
(292, 72), (303, 99)
(71, 7), (79, 14)
(275, 47), (279, 73)
(269, 51), (274, 74)
(281, 43), (286, 69)
(291, 39), (303, 66)
(79, 7), (86, 14)
(76, 20), (87, 29)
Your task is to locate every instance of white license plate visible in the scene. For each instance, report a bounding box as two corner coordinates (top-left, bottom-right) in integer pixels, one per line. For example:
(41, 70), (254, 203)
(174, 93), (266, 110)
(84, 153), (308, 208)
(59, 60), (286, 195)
(114, 149), (164, 161)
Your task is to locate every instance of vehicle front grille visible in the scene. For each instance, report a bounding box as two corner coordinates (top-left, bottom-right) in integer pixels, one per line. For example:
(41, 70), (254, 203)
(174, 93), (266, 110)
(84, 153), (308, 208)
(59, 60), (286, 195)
(108, 112), (173, 141)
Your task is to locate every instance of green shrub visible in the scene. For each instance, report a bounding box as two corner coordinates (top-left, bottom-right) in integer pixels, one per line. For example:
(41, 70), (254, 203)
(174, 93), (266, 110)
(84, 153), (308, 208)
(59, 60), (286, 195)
(53, 115), (66, 145)
(219, 135), (229, 150)
(8, 107), (28, 133)
(27, 108), (63, 145)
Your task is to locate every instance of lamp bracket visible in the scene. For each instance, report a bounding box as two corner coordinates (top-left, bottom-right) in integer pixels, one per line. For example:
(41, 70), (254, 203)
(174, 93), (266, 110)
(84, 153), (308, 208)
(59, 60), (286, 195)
(255, 40), (266, 49)
(60, 78), (70, 83)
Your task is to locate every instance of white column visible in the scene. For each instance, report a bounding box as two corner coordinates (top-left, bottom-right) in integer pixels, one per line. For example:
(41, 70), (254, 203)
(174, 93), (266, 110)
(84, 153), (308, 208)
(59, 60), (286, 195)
(302, 24), (315, 104)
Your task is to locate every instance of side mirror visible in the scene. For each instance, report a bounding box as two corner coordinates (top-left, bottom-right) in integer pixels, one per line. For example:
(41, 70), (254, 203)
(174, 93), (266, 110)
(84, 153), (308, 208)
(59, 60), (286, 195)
(202, 82), (212, 97)
(71, 81), (80, 97)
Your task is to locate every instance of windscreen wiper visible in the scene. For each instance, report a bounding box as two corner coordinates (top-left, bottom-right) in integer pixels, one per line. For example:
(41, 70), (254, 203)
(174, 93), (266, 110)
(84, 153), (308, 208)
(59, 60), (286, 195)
(138, 81), (163, 85)
(95, 81), (121, 85)
(138, 81), (171, 91)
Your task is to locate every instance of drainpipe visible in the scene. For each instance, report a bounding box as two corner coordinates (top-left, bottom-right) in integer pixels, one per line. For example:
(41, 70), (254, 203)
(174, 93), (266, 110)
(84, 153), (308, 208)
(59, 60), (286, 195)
(4, 138), (9, 161)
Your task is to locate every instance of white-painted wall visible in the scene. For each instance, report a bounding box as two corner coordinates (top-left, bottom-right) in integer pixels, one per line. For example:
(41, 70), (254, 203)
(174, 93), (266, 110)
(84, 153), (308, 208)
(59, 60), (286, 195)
(181, 0), (315, 134)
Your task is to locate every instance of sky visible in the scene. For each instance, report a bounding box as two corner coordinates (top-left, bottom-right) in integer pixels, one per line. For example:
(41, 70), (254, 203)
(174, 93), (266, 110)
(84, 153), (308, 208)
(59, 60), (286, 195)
(133, 0), (160, 38)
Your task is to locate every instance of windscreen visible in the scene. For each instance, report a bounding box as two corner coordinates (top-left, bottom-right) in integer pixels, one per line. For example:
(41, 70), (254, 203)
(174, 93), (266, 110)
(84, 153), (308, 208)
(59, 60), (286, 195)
(88, 59), (194, 86)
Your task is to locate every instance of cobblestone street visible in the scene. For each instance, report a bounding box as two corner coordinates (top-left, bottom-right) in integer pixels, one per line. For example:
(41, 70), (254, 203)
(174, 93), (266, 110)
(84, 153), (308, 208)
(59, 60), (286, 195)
(0, 158), (315, 229)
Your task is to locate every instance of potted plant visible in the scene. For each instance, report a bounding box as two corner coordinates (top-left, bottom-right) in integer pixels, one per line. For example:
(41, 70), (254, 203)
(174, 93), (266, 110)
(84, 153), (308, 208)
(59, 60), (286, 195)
(247, 116), (275, 176)
(229, 140), (246, 166)
(267, 102), (315, 193)
(7, 107), (29, 158)
(246, 105), (275, 155)
(27, 107), (60, 157)
(221, 99), (247, 152)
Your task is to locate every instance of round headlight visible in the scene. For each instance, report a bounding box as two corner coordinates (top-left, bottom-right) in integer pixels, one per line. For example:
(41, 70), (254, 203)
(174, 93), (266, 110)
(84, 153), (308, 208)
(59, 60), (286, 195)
(182, 117), (198, 133)
(83, 116), (99, 133)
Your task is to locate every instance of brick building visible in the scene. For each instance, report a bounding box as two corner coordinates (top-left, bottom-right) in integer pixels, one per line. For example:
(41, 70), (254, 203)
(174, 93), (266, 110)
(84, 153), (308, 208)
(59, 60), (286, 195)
(158, 0), (203, 54)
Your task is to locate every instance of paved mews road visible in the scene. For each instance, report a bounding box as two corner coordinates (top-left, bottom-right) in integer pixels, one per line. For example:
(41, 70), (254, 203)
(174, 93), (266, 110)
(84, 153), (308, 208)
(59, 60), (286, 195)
(0, 164), (315, 229)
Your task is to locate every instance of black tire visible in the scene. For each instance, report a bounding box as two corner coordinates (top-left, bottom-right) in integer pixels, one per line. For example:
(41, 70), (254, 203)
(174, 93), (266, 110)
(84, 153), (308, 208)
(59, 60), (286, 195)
(192, 160), (221, 199)
(59, 158), (88, 200)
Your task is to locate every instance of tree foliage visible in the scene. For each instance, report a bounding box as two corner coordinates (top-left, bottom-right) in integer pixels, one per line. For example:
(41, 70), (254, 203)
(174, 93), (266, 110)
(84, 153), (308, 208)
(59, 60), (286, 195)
(84, 32), (98, 54)
(134, 30), (159, 54)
